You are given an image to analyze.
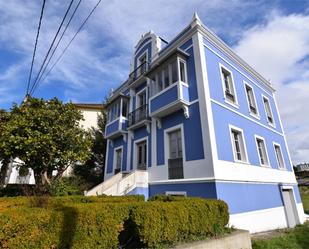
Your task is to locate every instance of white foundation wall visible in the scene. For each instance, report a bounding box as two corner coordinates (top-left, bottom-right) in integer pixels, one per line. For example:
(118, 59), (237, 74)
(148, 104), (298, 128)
(229, 206), (288, 233)
(229, 203), (305, 234)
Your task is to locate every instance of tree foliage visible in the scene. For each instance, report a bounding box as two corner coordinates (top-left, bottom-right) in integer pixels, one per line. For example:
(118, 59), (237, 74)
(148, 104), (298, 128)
(0, 97), (92, 190)
(74, 105), (107, 189)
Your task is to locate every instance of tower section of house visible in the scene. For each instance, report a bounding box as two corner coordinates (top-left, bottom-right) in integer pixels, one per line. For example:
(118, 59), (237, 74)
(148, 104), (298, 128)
(98, 14), (306, 233)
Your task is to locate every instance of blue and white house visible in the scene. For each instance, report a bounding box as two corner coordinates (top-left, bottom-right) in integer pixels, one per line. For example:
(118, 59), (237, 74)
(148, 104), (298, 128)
(86, 14), (306, 233)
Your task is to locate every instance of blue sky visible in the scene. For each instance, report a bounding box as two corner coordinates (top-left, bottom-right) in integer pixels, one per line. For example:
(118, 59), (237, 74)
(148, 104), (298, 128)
(0, 0), (309, 163)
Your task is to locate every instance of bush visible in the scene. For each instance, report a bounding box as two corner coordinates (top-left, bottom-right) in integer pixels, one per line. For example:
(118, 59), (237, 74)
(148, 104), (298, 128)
(129, 198), (229, 248)
(0, 184), (36, 197)
(0, 203), (134, 249)
(0, 196), (229, 248)
(49, 177), (82, 196)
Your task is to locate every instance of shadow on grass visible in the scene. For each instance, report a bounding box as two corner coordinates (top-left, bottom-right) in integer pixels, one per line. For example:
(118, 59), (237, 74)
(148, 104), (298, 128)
(57, 205), (78, 249)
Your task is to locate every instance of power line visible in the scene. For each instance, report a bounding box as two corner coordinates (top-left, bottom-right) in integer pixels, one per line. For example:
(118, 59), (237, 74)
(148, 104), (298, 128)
(34, 0), (82, 91)
(29, 0), (75, 96)
(26, 0), (46, 96)
(32, 0), (102, 95)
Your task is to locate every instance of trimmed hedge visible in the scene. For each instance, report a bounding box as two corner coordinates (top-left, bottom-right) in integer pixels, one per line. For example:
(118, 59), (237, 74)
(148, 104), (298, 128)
(0, 196), (229, 248)
(131, 198), (229, 247)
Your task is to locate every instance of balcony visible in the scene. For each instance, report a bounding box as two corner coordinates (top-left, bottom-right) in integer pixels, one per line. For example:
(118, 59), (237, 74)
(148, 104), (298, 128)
(128, 61), (150, 86)
(105, 116), (128, 139)
(149, 81), (190, 119)
(128, 104), (150, 130)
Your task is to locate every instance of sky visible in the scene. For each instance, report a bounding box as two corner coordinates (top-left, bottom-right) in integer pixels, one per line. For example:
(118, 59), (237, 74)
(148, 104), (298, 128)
(0, 0), (309, 164)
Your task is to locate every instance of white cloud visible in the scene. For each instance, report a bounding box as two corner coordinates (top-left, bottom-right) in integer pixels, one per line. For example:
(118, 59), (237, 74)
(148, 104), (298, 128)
(234, 13), (309, 163)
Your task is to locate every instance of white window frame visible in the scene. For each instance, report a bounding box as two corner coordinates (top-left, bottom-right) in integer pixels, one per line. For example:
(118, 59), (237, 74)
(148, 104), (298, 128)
(219, 63), (238, 108)
(273, 142), (286, 169)
(262, 95), (275, 127)
(254, 135), (270, 167)
(244, 81), (259, 119)
(137, 51), (148, 68)
(178, 58), (188, 84)
(113, 145), (123, 172)
(229, 125), (248, 163)
(164, 124), (186, 165)
(133, 137), (149, 170)
(136, 88), (147, 109)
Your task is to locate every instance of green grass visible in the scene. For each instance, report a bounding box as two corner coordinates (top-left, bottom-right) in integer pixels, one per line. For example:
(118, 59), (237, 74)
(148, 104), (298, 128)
(252, 223), (309, 249)
(300, 186), (309, 214)
(252, 187), (309, 249)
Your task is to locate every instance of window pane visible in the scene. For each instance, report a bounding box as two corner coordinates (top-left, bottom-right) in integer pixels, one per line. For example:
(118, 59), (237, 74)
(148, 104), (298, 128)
(222, 68), (235, 102)
(171, 60), (178, 83)
(169, 130), (182, 159)
(180, 61), (186, 82)
(158, 71), (163, 90)
(246, 85), (257, 114)
(164, 66), (170, 88)
(263, 98), (273, 123)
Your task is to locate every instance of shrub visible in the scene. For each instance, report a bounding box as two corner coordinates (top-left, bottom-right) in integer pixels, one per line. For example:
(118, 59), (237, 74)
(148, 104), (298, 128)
(129, 198), (229, 248)
(49, 177), (82, 196)
(0, 202), (137, 249)
(0, 196), (229, 248)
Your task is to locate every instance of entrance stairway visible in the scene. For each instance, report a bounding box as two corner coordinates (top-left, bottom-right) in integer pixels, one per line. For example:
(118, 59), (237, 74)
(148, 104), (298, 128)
(84, 170), (148, 196)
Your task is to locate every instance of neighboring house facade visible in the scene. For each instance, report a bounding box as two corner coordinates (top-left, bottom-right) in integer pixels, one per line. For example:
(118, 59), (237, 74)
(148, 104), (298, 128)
(86, 14), (305, 233)
(296, 163), (309, 172)
(2, 103), (102, 183)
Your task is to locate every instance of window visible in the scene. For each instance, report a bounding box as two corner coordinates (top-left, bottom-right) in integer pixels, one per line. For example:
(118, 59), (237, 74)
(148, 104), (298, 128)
(122, 98), (129, 117)
(171, 60), (178, 84)
(163, 66), (170, 88)
(245, 84), (258, 115)
(168, 129), (183, 179)
(169, 129), (182, 159)
(108, 100), (120, 123)
(179, 60), (187, 83)
(150, 58), (187, 96)
(139, 53), (147, 75)
(256, 137), (269, 166)
(137, 90), (147, 108)
(274, 143), (285, 169)
(263, 96), (274, 125)
(137, 141), (147, 170)
(115, 148), (122, 173)
(230, 128), (247, 162)
(221, 66), (236, 104)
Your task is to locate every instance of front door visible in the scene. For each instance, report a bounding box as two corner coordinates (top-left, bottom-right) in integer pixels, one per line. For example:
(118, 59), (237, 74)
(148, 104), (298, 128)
(137, 141), (147, 170)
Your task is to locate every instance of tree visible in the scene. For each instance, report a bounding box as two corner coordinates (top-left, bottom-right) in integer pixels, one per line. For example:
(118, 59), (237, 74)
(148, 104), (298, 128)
(74, 105), (107, 189)
(0, 97), (92, 190)
(0, 109), (11, 188)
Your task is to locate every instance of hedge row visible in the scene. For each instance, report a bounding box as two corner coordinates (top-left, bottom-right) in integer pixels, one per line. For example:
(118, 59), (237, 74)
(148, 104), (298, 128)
(131, 198), (229, 247)
(0, 196), (229, 248)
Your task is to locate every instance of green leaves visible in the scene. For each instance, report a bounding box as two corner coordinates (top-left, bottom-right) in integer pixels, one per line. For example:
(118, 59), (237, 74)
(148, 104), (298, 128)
(0, 97), (93, 187)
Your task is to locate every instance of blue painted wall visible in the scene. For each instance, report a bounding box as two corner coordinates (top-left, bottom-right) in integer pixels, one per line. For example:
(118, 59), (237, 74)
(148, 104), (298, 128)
(156, 102), (204, 165)
(149, 182), (217, 199)
(204, 39), (283, 134)
(105, 119), (119, 136)
(150, 85), (178, 113)
(127, 187), (149, 200)
(212, 103), (292, 170)
(216, 182), (285, 214)
(203, 37), (292, 171)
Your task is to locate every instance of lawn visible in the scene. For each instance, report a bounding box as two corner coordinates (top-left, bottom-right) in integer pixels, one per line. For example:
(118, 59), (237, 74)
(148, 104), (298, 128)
(252, 186), (309, 249)
(300, 186), (309, 214)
